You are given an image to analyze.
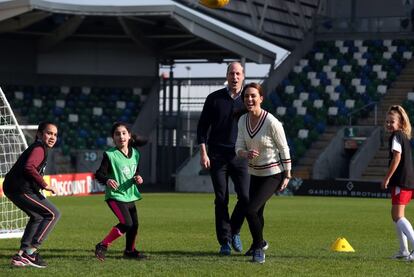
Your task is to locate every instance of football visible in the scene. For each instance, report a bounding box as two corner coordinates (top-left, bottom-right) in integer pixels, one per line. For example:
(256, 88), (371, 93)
(199, 0), (230, 9)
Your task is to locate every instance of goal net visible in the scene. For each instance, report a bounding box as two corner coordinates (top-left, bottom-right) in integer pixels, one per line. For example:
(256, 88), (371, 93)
(0, 87), (29, 238)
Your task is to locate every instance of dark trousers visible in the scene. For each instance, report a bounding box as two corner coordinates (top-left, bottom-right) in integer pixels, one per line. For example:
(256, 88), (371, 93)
(209, 150), (249, 245)
(246, 174), (282, 249)
(5, 192), (61, 251)
(106, 199), (139, 251)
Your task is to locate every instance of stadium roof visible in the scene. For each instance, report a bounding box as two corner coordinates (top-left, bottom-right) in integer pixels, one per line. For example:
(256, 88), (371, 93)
(0, 0), (277, 64)
(177, 0), (320, 51)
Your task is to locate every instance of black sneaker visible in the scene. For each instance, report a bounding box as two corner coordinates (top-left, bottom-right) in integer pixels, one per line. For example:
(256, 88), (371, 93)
(11, 254), (29, 267)
(123, 249), (147, 260)
(244, 240), (269, 256)
(21, 251), (47, 268)
(95, 243), (107, 261)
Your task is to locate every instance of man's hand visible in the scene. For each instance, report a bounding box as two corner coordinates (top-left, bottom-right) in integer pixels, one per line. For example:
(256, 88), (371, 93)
(199, 143), (210, 169)
(200, 153), (211, 169)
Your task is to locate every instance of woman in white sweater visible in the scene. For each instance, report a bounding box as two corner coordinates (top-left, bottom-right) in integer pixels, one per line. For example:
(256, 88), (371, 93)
(236, 82), (292, 264)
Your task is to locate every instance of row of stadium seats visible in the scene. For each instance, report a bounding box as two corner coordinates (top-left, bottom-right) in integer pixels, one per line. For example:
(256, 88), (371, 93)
(266, 39), (413, 162)
(3, 85), (148, 155)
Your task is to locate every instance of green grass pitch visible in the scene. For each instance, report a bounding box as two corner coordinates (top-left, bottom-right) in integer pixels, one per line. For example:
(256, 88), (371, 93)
(1, 193), (414, 276)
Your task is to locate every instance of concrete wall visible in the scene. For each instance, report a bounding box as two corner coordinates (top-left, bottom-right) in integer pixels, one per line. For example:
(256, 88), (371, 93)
(175, 150), (236, 193)
(313, 127), (348, 179)
(37, 41), (157, 77)
(0, 38), (157, 82)
(326, 0), (412, 18)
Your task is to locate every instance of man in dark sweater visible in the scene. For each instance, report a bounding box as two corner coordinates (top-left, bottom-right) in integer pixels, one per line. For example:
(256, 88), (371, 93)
(197, 62), (249, 255)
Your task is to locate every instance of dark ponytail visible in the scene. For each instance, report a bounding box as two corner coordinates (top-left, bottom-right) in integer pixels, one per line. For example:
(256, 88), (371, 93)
(131, 134), (148, 147)
(111, 122), (148, 148)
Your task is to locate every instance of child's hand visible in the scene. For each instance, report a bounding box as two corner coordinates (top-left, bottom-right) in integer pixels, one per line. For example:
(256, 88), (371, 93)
(44, 187), (56, 195)
(381, 179), (389, 190)
(134, 175), (143, 185)
(106, 179), (119, 190)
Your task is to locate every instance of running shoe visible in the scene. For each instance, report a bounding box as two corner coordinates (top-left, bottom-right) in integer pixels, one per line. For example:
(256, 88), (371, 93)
(392, 250), (410, 260)
(95, 242), (107, 261)
(231, 233), (243, 252)
(219, 242), (231, 256)
(123, 249), (147, 260)
(245, 240), (269, 256)
(21, 251), (47, 268)
(252, 249), (265, 264)
(10, 254), (29, 267)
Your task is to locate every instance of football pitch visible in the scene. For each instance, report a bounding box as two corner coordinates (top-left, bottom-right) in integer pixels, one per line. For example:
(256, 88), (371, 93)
(1, 193), (414, 276)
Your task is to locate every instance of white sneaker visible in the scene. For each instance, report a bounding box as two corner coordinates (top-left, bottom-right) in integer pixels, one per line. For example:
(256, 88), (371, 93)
(391, 250), (410, 260)
(262, 240), (269, 251)
(405, 252), (414, 261)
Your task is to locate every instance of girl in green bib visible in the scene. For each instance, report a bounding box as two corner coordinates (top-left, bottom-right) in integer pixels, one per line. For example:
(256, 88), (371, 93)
(94, 122), (147, 261)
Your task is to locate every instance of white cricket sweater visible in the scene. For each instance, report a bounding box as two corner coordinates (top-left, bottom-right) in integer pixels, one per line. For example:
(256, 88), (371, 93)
(236, 110), (291, 176)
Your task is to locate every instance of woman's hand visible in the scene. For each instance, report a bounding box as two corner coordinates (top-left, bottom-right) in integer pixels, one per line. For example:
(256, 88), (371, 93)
(106, 179), (119, 190)
(246, 150), (260, 160)
(134, 175), (144, 185)
(278, 177), (290, 192)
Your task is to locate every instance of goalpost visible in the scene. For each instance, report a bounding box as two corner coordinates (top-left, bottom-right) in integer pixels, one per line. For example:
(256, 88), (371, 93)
(0, 87), (29, 238)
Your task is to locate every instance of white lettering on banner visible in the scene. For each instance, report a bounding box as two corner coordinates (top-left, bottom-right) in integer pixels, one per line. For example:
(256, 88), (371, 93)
(52, 178), (86, 196)
(306, 189), (391, 198)
(87, 176), (105, 193)
(45, 173), (105, 197)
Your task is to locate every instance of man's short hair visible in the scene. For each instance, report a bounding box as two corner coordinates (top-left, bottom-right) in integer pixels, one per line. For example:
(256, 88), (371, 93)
(226, 62), (244, 75)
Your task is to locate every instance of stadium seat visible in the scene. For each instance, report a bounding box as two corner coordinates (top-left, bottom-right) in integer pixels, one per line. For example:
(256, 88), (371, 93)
(298, 129), (309, 139)
(403, 51), (412, 59)
(296, 106), (307, 115)
(407, 92), (414, 101)
(276, 106), (287, 116)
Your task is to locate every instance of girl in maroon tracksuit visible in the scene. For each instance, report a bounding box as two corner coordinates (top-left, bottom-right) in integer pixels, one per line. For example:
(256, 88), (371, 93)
(3, 121), (60, 268)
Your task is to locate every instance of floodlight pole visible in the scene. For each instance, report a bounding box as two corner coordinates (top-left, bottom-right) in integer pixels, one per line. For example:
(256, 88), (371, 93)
(185, 66), (191, 151)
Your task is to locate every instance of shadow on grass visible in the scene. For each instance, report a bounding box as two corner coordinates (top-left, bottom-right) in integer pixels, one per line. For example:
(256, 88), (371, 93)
(1, 247), (368, 263)
(0, 248), (221, 260)
(101, 250), (222, 261)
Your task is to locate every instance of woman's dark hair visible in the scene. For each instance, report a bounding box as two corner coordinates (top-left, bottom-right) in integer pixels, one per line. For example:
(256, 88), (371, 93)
(111, 122), (148, 147)
(242, 82), (264, 97)
(233, 82), (264, 120)
(35, 121), (57, 141)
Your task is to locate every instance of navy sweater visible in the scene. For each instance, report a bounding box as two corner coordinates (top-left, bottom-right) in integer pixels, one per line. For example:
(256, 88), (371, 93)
(197, 87), (246, 150)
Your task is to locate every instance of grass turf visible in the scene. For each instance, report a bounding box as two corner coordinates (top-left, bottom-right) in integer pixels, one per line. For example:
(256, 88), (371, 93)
(1, 193), (414, 276)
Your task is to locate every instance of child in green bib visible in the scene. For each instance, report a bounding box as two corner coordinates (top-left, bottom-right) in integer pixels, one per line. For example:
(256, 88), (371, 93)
(94, 122), (147, 261)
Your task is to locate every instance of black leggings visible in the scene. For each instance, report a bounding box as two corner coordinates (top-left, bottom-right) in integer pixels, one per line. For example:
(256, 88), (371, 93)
(5, 193), (61, 251)
(246, 173), (282, 249)
(106, 199), (139, 251)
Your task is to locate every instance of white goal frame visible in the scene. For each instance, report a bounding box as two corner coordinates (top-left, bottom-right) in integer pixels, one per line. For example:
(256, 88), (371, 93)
(0, 87), (29, 239)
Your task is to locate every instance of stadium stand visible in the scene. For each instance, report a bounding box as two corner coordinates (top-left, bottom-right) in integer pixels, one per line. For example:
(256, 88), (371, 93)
(3, 84), (148, 155)
(266, 39), (414, 179)
(360, 59), (414, 180)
